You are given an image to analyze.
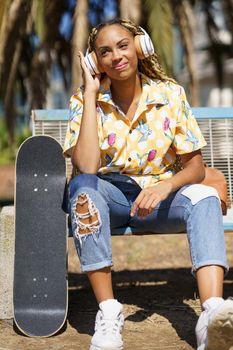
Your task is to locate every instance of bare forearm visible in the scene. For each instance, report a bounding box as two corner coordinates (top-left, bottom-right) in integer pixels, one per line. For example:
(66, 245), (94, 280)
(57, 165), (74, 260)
(164, 162), (205, 193)
(130, 151), (205, 218)
(72, 92), (101, 173)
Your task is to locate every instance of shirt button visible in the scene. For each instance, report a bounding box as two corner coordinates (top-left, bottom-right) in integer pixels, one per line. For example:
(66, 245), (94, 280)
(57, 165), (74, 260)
(128, 157), (132, 162)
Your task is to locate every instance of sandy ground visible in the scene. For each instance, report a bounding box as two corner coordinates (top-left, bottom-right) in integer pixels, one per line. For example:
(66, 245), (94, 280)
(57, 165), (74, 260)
(1, 233), (233, 350)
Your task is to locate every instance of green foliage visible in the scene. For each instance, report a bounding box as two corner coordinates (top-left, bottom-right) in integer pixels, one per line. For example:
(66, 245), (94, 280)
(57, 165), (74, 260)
(0, 119), (9, 151)
(15, 125), (32, 148)
(0, 119), (32, 165)
(0, 119), (15, 165)
(145, 0), (173, 76)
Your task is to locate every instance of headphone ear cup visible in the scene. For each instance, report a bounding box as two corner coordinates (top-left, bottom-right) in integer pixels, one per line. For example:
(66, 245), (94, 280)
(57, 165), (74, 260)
(134, 28), (154, 59)
(84, 51), (103, 75)
(134, 35), (145, 60)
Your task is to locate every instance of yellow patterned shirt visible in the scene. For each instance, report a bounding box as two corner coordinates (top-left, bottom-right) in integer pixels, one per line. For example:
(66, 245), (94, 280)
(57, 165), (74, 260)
(63, 74), (206, 188)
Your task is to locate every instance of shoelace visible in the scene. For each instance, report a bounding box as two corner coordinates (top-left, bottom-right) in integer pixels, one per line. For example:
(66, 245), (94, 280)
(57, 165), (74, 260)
(95, 313), (123, 335)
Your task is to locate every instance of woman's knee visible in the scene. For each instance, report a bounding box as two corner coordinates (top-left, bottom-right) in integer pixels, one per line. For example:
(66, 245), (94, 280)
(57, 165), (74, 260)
(73, 192), (101, 236)
(69, 173), (99, 195)
(68, 173), (99, 215)
(193, 195), (222, 218)
(181, 184), (220, 207)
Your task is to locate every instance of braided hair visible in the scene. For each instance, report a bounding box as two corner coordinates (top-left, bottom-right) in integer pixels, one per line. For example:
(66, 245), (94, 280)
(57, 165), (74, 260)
(87, 18), (176, 84)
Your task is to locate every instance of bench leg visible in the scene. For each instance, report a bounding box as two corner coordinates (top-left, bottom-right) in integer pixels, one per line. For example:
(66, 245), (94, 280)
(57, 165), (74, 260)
(0, 206), (15, 319)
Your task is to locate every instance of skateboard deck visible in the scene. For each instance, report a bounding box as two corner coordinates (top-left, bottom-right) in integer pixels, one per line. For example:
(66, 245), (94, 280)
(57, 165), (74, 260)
(13, 135), (68, 337)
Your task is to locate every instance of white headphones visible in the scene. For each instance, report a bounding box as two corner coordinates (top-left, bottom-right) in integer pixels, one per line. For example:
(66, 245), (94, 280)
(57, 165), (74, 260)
(84, 26), (154, 75)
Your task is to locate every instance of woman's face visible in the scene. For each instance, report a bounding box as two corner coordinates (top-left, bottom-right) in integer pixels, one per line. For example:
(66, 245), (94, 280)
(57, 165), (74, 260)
(94, 24), (138, 81)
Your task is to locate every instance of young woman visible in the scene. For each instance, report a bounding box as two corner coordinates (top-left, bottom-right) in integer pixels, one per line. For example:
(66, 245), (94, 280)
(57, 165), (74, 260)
(63, 19), (233, 350)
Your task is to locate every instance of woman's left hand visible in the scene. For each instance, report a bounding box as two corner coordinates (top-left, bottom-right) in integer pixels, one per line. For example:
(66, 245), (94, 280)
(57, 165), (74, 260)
(130, 181), (173, 218)
(130, 150), (205, 218)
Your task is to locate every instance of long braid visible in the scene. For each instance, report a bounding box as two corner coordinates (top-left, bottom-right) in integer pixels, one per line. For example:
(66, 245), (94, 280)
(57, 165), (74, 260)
(88, 18), (176, 84)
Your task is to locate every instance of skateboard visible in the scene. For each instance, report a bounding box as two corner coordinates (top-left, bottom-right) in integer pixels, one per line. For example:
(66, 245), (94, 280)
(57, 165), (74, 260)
(13, 135), (68, 337)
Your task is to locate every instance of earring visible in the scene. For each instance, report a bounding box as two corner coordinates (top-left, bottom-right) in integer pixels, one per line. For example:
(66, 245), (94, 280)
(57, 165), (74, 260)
(134, 27), (154, 59)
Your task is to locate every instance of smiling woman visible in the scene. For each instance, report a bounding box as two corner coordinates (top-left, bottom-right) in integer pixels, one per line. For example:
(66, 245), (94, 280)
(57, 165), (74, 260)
(94, 25), (138, 79)
(63, 18), (233, 350)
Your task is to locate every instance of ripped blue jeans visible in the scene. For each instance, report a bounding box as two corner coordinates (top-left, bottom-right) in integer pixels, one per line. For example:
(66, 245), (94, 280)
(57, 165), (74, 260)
(68, 173), (228, 273)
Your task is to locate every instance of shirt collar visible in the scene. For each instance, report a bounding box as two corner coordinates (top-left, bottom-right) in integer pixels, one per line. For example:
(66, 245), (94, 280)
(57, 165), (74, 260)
(97, 76), (113, 103)
(97, 73), (169, 107)
(140, 73), (169, 106)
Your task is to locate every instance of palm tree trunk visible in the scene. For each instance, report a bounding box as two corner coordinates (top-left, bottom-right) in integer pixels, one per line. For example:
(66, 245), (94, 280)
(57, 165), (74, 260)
(0, 0), (31, 141)
(72, 0), (88, 92)
(29, 0), (66, 109)
(4, 39), (23, 141)
(202, 1), (225, 92)
(222, 0), (233, 47)
(0, 0), (7, 30)
(145, 0), (173, 76)
(0, 0), (27, 91)
(175, 1), (200, 106)
(119, 0), (141, 24)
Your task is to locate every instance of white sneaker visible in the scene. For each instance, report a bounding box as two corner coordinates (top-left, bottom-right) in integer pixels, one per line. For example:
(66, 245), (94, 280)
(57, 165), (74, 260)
(196, 297), (233, 350)
(90, 299), (124, 350)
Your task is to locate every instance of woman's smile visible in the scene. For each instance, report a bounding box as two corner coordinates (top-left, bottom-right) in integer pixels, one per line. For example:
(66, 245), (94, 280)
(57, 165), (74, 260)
(113, 62), (128, 71)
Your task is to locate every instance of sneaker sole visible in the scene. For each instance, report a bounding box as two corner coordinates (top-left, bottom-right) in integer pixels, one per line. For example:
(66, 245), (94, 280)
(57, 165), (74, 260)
(206, 300), (233, 350)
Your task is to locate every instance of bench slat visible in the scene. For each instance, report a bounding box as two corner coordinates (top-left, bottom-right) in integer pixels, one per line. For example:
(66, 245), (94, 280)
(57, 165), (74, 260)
(32, 107), (233, 121)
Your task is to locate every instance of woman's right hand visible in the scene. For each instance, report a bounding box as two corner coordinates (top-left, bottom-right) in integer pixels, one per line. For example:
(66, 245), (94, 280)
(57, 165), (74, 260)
(78, 51), (101, 94)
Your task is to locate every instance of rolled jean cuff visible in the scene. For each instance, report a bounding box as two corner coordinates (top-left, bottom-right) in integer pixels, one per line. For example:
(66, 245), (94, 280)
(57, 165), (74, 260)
(81, 259), (113, 273)
(191, 259), (229, 277)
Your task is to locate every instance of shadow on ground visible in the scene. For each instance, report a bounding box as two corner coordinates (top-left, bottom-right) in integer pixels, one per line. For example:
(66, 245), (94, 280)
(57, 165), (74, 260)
(67, 267), (233, 349)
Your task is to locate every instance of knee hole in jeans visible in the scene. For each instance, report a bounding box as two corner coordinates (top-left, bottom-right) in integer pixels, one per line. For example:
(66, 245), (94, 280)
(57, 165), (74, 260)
(74, 193), (101, 236)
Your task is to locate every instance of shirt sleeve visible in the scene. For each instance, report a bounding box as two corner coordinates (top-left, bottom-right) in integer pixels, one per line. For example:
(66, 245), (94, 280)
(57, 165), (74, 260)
(172, 86), (207, 154)
(63, 90), (83, 158)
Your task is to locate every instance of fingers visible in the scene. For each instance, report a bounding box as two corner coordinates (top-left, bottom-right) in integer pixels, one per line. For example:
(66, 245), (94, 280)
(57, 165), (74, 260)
(94, 73), (101, 81)
(130, 190), (160, 218)
(78, 51), (89, 73)
(137, 197), (157, 218)
(138, 197), (158, 218)
(137, 208), (149, 218)
(130, 193), (152, 218)
(130, 191), (144, 217)
(78, 51), (101, 89)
